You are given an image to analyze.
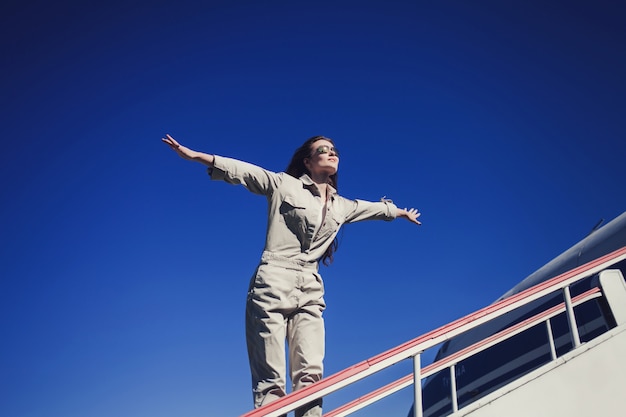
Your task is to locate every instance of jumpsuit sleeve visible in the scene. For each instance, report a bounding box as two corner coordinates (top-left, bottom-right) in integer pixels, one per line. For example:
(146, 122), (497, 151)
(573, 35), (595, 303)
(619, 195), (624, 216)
(209, 155), (282, 196)
(340, 197), (398, 223)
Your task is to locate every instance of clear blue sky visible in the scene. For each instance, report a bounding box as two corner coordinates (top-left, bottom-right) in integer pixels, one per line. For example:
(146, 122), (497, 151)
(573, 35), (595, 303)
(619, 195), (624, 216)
(1, 1), (625, 416)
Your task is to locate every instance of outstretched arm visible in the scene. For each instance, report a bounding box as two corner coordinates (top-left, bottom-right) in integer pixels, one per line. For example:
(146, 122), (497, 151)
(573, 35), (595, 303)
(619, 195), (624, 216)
(342, 198), (421, 226)
(162, 134), (215, 167)
(397, 207), (422, 225)
(163, 133), (282, 195)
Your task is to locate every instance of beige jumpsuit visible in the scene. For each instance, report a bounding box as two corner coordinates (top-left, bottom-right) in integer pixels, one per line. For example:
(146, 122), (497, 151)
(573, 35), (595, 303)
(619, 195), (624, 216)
(210, 156), (397, 417)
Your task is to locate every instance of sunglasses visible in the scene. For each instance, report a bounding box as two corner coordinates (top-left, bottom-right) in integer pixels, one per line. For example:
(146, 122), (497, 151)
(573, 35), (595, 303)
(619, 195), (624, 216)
(312, 145), (339, 157)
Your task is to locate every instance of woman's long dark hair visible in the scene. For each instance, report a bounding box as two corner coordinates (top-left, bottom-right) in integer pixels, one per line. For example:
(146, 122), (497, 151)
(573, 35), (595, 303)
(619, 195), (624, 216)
(285, 135), (339, 265)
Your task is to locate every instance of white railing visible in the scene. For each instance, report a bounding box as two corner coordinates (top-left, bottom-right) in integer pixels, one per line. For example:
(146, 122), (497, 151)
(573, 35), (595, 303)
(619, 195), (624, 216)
(240, 246), (626, 417)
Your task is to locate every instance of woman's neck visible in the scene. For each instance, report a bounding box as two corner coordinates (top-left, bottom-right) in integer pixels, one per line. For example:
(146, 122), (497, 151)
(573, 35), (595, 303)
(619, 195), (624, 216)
(308, 173), (330, 200)
(309, 172), (330, 185)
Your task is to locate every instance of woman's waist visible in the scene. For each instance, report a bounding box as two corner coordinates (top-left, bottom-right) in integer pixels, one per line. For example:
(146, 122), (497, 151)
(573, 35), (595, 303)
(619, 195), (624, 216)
(260, 251), (319, 270)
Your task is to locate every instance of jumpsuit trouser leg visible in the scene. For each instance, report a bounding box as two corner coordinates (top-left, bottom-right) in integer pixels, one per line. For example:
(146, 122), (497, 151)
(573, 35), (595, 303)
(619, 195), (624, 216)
(245, 257), (325, 417)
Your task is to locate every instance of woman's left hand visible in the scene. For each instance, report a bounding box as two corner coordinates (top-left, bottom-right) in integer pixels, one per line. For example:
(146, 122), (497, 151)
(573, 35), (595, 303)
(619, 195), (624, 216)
(399, 208), (422, 225)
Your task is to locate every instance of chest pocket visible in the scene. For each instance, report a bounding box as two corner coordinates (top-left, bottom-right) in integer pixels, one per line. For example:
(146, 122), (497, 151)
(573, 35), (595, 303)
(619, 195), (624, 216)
(314, 212), (341, 242)
(280, 195), (316, 250)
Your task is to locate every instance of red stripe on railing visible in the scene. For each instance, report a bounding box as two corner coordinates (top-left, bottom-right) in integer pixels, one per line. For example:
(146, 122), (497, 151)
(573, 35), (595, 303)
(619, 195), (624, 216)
(324, 374), (414, 417)
(240, 362), (370, 417)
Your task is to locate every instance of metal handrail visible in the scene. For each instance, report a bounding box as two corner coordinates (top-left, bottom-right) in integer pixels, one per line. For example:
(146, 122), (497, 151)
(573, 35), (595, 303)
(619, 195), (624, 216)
(239, 246), (626, 417)
(325, 287), (603, 417)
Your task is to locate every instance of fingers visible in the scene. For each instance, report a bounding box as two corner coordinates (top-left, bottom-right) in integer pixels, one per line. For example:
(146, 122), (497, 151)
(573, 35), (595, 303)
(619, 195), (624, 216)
(403, 207), (422, 225)
(161, 134), (181, 149)
(162, 134), (176, 144)
(403, 208), (421, 216)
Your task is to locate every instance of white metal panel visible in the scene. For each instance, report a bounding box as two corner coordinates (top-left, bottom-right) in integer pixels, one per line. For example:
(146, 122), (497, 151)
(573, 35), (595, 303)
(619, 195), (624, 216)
(458, 326), (626, 417)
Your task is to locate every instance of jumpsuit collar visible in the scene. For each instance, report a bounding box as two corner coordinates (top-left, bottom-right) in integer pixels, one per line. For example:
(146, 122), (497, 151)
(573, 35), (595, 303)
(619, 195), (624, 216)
(299, 174), (337, 200)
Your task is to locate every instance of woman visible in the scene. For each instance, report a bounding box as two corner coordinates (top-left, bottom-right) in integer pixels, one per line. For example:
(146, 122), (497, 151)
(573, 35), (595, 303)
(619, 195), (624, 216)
(162, 134), (421, 417)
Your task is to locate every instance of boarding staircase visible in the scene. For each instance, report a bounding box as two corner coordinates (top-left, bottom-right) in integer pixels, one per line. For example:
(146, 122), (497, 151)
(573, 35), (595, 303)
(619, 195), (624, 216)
(240, 247), (626, 417)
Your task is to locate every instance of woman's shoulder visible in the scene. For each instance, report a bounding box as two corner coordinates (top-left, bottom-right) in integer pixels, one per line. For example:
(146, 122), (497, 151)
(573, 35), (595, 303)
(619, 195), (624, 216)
(332, 194), (356, 209)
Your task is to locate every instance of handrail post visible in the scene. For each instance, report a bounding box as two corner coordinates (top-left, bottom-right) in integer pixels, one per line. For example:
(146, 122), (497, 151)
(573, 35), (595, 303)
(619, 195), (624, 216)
(545, 318), (557, 360)
(413, 353), (423, 417)
(563, 286), (581, 348)
(450, 364), (458, 413)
